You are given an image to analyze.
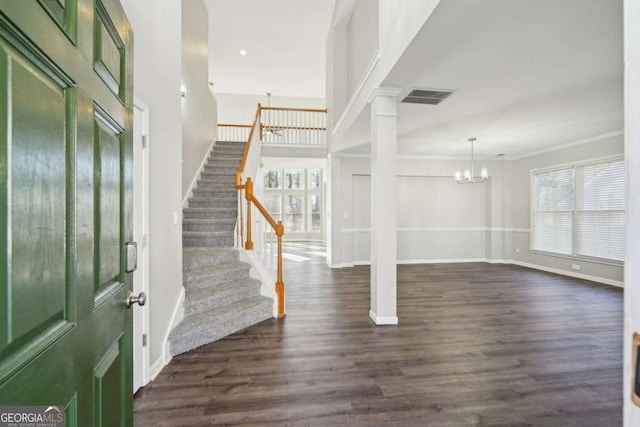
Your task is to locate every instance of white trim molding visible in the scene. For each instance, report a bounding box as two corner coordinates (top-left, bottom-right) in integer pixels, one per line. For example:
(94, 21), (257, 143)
(369, 310), (398, 325)
(342, 227), (531, 234)
(151, 286), (185, 380)
(333, 52), (380, 135)
(510, 260), (623, 288)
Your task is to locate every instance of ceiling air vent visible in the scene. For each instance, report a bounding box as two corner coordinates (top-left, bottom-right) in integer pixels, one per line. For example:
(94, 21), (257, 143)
(401, 89), (454, 105)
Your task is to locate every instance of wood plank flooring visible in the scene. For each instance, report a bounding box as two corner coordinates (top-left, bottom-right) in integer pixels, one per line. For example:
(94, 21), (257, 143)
(134, 242), (623, 426)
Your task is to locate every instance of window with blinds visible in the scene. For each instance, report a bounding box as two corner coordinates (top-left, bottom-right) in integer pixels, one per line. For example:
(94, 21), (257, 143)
(531, 156), (625, 263)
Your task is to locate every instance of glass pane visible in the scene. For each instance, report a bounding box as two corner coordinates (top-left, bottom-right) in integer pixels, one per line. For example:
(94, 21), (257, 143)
(308, 169), (322, 189)
(285, 194), (304, 231)
(264, 194), (282, 222)
(264, 169), (281, 189)
(284, 169), (304, 190)
(309, 193), (322, 233)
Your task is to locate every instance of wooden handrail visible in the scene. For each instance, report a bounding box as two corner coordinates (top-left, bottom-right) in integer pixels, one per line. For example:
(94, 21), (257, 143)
(261, 106), (327, 113)
(237, 103), (262, 182)
(218, 123), (252, 128)
(263, 125), (327, 132)
(240, 177), (286, 318)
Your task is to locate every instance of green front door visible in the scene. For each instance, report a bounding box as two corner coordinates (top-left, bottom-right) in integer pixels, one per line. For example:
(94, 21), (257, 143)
(0, 0), (133, 425)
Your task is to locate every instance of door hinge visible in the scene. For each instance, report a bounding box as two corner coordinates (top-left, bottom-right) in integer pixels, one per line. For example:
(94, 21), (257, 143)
(142, 135), (147, 149)
(142, 234), (147, 248)
(142, 333), (147, 347)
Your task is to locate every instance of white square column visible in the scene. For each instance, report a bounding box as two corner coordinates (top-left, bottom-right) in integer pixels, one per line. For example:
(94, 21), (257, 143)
(368, 88), (402, 325)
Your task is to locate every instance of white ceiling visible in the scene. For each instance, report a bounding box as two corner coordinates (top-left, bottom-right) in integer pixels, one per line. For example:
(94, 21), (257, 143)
(341, 0), (623, 158)
(204, 0), (335, 98)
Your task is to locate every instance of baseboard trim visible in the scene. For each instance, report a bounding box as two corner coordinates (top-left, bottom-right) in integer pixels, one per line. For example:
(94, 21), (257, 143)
(159, 286), (185, 372)
(369, 310), (398, 325)
(399, 258), (488, 265)
(330, 257), (622, 288)
(327, 262), (355, 268)
(149, 355), (166, 381)
(509, 260), (624, 288)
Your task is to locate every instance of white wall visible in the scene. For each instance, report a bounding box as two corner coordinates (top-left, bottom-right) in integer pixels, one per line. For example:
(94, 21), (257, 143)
(215, 93), (325, 125)
(346, 0), (378, 100)
(330, 156), (502, 266)
(120, 0), (183, 372)
(182, 0), (218, 198)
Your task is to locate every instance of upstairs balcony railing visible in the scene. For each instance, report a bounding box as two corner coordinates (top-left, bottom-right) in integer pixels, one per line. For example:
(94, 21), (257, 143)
(261, 106), (327, 145)
(219, 105), (327, 145)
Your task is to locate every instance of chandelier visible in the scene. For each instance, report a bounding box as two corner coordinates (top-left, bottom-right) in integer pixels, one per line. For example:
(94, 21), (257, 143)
(455, 137), (489, 184)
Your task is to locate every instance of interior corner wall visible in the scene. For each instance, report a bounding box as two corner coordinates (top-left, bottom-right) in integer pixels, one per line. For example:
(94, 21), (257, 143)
(346, 0), (379, 100)
(120, 0), (183, 369)
(509, 134), (624, 284)
(181, 0), (218, 198)
(215, 93), (325, 125)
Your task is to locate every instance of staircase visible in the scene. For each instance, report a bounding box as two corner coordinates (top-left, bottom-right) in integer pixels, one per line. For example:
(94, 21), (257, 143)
(169, 140), (273, 356)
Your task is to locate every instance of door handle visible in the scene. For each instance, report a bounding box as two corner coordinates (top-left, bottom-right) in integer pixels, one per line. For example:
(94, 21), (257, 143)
(126, 291), (146, 308)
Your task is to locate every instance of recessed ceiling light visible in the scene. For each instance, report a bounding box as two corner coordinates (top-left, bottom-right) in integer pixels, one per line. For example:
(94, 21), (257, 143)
(239, 49), (247, 56)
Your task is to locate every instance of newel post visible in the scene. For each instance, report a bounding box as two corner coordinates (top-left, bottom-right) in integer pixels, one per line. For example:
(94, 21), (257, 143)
(244, 178), (254, 250)
(275, 220), (285, 318)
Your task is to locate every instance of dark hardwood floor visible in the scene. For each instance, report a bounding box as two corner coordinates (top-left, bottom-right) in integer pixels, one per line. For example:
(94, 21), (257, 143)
(134, 242), (623, 426)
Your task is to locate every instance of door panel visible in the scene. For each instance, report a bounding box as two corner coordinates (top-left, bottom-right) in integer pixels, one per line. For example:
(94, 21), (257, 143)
(0, 0), (133, 425)
(95, 110), (122, 302)
(0, 36), (72, 360)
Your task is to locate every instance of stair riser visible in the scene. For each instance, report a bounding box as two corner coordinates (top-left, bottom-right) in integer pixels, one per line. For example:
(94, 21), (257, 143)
(183, 210), (237, 220)
(169, 300), (272, 356)
(211, 147), (244, 159)
(183, 222), (235, 232)
(203, 165), (238, 174)
(209, 155), (243, 163)
(215, 141), (247, 147)
(192, 189), (237, 198)
(183, 234), (234, 247)
(200, 168), (236, 177)
(183, 250), (239, 270)
(184, 268), (251, 290)
(184, 282), (262, 316)
(207, 158), (240, 165)
(196, 180), (237, 189)
(188, 199), (236, 209)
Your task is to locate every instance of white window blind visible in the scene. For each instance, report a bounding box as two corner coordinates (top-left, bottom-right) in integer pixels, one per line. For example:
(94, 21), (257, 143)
(531, 168), (574, 255)
(575, 159), (625, 261)
(531, 156), (625, 263)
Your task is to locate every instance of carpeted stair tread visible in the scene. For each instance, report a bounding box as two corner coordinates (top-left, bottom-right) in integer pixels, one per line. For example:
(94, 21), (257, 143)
(183, 207), (237, 219)
(192, 188), (237, 197)
(183, 218), (236, 232)
(182, 231), (234, 248)
(169, 296), (273, 355)
(188, 197), (236, 209)
(184, 278), (262, 315)
(183, 261), (251, 290)
(182, 247), (240, 270)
